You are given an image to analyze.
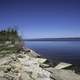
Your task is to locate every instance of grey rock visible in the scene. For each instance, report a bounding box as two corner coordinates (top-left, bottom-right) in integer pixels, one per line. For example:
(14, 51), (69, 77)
(7, 45), (15, 48)
(45, 67), (80, 80)
(17, 54), (25, 58)
(0, 57), (10, 65)
(5, 41), (12, 45)
(28, 50), (41, 58)
(54, 62), (72, 69)
(0, 77), (7, 80)
(40, 64), (50, 68)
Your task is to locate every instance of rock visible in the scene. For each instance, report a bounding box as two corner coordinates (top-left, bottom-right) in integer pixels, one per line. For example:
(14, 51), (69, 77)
(11, 67), (19, 73)
(21, 71), (33, 80)
(10, 62), (22, 71)
(36, 58), (48, 64)
(40, 64), (50, 68)
(1, 48), (78, 80)
(28, 64), (52, 80)
(0, 71), (9, 80)
(3, 73), (19, 80)
(17, 54), (25, 58)
(10, 54), (17, 61)
(4, 66), (11, 73)
(7, 45), (15, 48)
(51, 69), (80, 80)
(17, 54), (53, 80)
(23, 48), (31, 52)
(0, 51), (10, 54)
(54, 62), (72, 69)
(3, 74), (14, 80)
(25, 49), (31, 53)
(0, 57), (11, 65)
(0, 77), (7, 80)
(29, 50), (41, 58)
(5, 41), (12, 45)
(0, 71), (5, 77)
(45, 67), (80, 80)
(44, 67), (55, 73)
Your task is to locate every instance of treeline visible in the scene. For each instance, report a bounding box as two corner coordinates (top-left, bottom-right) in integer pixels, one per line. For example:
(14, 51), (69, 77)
(0, 28), (20, 42)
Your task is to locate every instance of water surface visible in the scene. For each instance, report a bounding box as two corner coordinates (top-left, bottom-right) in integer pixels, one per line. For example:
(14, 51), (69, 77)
(25, 41), (80, 65)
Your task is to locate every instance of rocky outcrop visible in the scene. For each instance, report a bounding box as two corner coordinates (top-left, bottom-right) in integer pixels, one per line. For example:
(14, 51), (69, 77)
(0, 50), (54, 80)
(45, 68), (80, 80)
(0, 49), (80, 80)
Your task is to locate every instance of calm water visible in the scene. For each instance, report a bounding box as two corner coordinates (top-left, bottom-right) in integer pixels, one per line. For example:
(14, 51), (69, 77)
(25, 41), (80, 65)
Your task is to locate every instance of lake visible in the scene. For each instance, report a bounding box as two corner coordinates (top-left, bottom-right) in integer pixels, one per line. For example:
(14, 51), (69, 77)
(25, 41), (80, 65)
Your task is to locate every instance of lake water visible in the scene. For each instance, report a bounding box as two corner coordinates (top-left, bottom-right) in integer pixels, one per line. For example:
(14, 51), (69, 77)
(25, 41), (80, 65)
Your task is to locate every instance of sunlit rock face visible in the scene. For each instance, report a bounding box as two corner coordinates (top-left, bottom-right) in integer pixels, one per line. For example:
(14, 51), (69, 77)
(0, 46), (80, 80)
(0, 50), (53, 80)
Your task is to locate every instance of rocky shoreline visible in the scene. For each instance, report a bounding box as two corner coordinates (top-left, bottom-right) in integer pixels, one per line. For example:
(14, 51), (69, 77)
(0, 48), (80, 80)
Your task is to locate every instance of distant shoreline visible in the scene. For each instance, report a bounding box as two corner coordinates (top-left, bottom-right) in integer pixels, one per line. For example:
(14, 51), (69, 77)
(23, 38), (80, 41)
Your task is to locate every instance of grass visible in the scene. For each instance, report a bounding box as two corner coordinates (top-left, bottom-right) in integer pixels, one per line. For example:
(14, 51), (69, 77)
(0, 42), (22, 58)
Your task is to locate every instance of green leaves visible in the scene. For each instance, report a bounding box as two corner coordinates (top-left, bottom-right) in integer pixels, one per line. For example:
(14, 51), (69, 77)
(0, 27), (20, 41)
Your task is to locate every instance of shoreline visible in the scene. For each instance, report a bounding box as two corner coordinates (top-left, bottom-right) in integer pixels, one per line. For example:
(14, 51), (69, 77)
(0, 45), (80, 80)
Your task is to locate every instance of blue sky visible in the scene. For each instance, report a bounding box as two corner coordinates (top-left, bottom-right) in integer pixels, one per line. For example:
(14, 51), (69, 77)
(0, 0), (80, 38)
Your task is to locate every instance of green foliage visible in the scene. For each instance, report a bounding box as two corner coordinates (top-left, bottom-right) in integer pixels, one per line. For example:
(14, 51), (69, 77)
(0, 27), (23, 57)
(0, 27), (21, 42)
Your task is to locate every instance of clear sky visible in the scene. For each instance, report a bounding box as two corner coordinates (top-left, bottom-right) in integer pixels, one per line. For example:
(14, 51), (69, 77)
(0, 0), (80, 38)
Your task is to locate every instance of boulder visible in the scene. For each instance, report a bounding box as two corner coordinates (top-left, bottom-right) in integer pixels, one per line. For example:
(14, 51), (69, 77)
(54, 62), (72, 69)
(51, 69), (80, 80)
(21, 71), (33, 80)
(36, 58), (48, 64)
(29, 50), (41, 58)
(40, 64), (50, 68)
(17, 54), (25, 58)
(0, 57), (10, 65)
(45, 67), (80, 80)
